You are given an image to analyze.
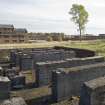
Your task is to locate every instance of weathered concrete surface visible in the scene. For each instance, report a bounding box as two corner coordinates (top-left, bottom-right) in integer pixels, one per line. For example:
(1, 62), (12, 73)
(0, 76), (11, 100)
(35, 56), (104, 87)
(51, 62), (105, 102)
(80, 76), (105, 105)
(20, 54), (33, 71)
(10, 75), (25, 89)
(32, 50), (75, 62)
(54, 46), (95, 58)
(0, 97), (27, 105)
(10, 47), (76, 71)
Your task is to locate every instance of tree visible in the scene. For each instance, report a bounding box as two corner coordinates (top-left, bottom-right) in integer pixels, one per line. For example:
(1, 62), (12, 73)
(69, 4), (89, 41)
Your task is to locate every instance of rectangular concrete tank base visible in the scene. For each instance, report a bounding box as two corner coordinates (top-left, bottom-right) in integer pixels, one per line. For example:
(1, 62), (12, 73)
(80, 76), (105, 105)
(35, 56), (104, 87)
(52, 62), (105, 102)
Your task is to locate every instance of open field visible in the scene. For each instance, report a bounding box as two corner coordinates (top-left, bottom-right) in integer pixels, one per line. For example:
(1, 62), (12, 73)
(0, 41), (67, 49)
(63, 40), (105, 56)
(0, 40), (105, 56)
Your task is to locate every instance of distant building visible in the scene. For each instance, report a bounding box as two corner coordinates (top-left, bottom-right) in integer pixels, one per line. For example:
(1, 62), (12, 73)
(0, 24), (14, 34)
(0, 24), (28, 43)
(28, 33), (48, 41)
(28, 32), (65, 41)
(99, 34), (105, 36)
(15, 28), (28, 34)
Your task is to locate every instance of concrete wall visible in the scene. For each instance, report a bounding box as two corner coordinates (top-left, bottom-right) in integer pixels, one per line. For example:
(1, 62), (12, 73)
(32, 50), (75, 62)
(54, 46), (95, 58)
(20, 54), (33, 71)
(35, 56), (104, 87)
(51, 62), (105, 102)
(80, 77), (105, 105)
(10, 48), (76, 71)
(10, 75), (25, 89)
(0, 76), (11, 100)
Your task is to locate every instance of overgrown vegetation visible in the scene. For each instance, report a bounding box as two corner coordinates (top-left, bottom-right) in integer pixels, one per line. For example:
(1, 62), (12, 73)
(63, 40), (105, 56)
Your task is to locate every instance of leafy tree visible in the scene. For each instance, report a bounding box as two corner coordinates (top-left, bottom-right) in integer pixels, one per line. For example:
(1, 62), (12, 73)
(69, 4), (89, 41)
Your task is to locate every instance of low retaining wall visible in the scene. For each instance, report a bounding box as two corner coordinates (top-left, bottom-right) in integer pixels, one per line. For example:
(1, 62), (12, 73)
(51, 62), (105, 102)
(35, 56), (104, 87)
(54, 46), (95, 58)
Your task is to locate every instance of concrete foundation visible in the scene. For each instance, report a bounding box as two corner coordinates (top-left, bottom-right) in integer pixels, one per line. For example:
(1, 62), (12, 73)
(35, 56), (104, 87)
(51, 62), (105, 102)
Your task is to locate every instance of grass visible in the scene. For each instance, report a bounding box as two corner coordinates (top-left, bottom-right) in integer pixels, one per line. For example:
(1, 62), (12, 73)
(0, 41), (68, 49)
(62, 40), (105, 56)
(11, 86), (51, 101)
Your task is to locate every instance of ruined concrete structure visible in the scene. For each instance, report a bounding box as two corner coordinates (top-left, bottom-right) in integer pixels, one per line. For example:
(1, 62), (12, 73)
(0, 24), (28, 43)
(79, 76), (105, 105)
(1, 46), (105, 105)
(36, 56), (104, 86)
(51, 62), (105, 102)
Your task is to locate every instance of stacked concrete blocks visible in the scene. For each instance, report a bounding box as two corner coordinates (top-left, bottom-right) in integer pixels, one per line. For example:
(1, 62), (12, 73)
(51, 62), (105, 102)
(35, 56), (105, 87)
(35, 60), (68, 87)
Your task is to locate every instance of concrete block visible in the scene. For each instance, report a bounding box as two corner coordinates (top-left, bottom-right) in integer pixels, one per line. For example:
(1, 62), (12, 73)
(80, 77), (105, 105)
(10, 75), (25, 89)
(20, 54), (33, 71)
(51, 62), (105, 102)
(35, 56), (104, 87)
(0, 76), (11, 100)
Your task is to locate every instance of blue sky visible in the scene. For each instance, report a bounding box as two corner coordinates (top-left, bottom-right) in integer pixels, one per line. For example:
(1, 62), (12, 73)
(0, 0), (105, 35)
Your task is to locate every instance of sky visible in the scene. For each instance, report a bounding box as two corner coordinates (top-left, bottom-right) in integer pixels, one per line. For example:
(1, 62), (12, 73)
(0, 0), (105, 35)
